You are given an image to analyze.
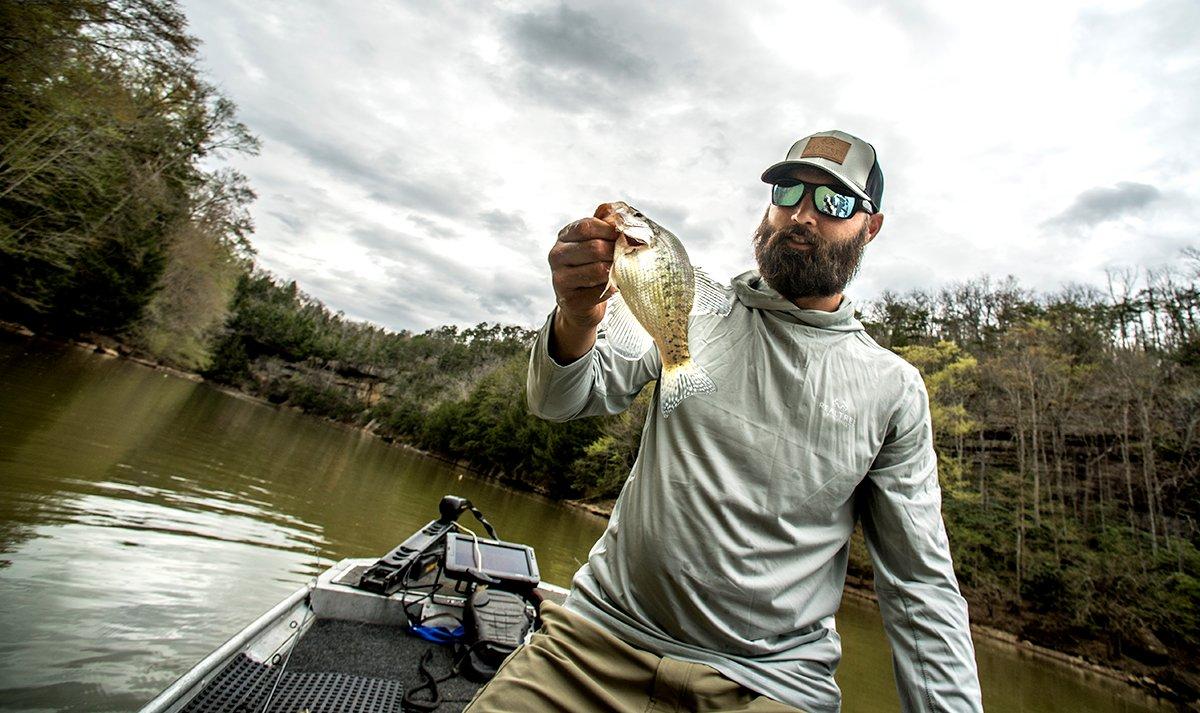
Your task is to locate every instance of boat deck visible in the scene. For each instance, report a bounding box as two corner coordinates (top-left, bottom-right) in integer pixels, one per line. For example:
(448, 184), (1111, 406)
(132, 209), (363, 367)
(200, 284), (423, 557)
(290, 618), (484, 707)
(145, 558), (566, 713)
(178, 620), (482, 712)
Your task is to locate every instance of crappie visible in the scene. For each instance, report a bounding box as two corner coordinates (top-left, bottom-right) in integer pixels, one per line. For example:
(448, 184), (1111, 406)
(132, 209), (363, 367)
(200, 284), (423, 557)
(601, 202), (731, 417)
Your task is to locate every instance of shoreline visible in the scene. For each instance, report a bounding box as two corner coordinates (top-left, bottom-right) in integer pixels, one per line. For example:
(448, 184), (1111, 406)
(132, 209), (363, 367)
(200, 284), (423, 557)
(0, 322), (562, 501)
(1, 322), (1190, 707)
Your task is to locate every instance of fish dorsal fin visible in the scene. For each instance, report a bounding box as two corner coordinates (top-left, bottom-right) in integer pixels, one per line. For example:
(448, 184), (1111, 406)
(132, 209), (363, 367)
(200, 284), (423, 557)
(691, 268), (733, 317)
(599, 292), (655, 360)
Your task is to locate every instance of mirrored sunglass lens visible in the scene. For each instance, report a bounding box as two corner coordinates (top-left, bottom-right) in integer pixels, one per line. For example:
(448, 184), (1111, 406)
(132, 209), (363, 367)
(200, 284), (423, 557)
(814, 186), (855, 218)
(772, 183), (805, 207)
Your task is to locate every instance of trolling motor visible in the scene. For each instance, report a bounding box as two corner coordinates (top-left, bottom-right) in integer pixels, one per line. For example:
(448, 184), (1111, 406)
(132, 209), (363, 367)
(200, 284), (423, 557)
(357, 495), (500, 596)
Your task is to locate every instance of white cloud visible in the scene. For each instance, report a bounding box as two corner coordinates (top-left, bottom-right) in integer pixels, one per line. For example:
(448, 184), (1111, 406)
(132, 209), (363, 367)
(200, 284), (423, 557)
(180, 0), (1200, 332)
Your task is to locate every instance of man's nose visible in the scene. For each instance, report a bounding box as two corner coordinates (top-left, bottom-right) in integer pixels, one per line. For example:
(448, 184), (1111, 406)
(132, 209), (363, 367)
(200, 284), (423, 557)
(788, 194), (819, 226)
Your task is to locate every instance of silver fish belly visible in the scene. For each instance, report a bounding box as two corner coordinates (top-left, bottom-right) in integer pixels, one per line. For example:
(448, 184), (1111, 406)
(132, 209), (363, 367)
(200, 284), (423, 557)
(602, 202), (731, 416)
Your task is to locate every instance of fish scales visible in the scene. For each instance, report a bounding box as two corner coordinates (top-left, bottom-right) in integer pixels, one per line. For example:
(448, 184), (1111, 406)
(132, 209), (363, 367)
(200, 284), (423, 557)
(602, 202), (729, 417)
(613, 229), (693, 368)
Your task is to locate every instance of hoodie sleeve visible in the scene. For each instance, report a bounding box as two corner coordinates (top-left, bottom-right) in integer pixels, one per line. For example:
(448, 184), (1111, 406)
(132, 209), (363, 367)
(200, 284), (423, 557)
(858, 372), (983, 713)
(526, 309), (661, 422)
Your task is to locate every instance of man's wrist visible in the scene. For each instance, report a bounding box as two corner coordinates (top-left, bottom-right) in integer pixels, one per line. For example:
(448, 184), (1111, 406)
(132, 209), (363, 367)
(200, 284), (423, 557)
(550, 309), (598, 364)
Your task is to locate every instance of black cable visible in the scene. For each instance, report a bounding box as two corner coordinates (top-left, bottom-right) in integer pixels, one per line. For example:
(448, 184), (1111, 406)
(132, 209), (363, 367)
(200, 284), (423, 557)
(467, 506), (498, 540)
(400, 582), (442, 627)
(402, 649), (446, 712)
(403, 646), (482, 712)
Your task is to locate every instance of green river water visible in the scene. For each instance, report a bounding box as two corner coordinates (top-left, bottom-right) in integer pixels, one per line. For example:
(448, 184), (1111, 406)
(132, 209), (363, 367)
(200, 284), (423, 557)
(0, 334), (1170, 712)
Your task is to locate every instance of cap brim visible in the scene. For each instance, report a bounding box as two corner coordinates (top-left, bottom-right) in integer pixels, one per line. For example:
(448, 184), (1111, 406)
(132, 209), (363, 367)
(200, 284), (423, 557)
(761, 159), (873, 207)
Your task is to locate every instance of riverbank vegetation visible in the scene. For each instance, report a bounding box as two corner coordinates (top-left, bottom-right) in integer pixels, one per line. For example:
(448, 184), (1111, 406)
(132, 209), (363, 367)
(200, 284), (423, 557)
(2, 0), (1197, 703)
(0, 0), (256, 356)
(856, 271), (1200, 699)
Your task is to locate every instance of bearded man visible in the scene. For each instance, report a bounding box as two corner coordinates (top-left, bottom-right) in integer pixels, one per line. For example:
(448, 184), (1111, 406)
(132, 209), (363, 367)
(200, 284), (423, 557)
(466, 131), (984, 712)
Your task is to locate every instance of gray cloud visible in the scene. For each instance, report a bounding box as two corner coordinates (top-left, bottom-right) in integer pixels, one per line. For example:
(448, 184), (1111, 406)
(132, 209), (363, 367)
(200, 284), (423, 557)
(294, 235), (527, 333)
(366, 180), (468, 219)
(484, 269), (543, 316)
(406, 215), (458, 240)
(1074, 0), (1200, 168)
(505, 3), (656, 83)
(302, 268), (476, 333)
(347, 224), (470, 280)
(629, 197), (728, 254)
(347, 226), (406, 256)
(628, 198), (689, 232)
(496, 2), (670, 111)
(1042, 182), (1162, 229)
(266, 210), (307, 231)
(1079, 0), (1199, 62)
(248, 114), (476, 220)
(267, 210), (306, 233)
(478, 209), (528, 237)
(179, 0), (1200, 333)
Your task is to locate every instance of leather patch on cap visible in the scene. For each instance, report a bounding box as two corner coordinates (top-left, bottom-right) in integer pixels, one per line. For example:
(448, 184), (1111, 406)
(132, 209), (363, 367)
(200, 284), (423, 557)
(801, 136), (852, 164)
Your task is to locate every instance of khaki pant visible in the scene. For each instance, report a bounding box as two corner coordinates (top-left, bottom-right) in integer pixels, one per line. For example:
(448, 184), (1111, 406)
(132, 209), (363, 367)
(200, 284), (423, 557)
(464, 601), (804, 713)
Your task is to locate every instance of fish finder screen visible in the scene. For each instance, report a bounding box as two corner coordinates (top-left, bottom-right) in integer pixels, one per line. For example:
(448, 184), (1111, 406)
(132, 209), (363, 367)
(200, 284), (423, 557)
(452, 537), (533, 577)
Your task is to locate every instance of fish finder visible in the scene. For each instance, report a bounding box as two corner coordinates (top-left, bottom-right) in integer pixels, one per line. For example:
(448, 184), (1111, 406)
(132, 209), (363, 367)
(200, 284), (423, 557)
(442, 532), (540, 589)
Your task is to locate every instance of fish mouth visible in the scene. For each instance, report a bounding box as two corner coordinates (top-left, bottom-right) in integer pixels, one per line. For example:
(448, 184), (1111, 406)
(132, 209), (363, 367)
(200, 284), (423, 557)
(618, 220), (655, 245)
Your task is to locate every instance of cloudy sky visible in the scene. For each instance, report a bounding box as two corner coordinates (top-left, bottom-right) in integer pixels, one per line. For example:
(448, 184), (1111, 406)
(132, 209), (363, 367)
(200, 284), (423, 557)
(179, 0), (1199, 333)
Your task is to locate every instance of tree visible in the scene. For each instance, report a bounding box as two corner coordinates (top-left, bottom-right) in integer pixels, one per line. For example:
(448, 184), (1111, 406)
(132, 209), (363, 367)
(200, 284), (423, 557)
(0, 0), (257, 336)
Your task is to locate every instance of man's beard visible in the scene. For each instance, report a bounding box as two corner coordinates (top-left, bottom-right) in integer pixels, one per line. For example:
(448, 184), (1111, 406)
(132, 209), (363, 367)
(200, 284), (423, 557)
(752, 214), (870, 301)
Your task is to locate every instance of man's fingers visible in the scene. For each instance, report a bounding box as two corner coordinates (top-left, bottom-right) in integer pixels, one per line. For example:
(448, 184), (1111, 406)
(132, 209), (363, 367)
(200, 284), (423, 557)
(549, 209), (622, 319)
(557, 217), (617, 243)
(559, 284), (611, 312)
(593, 202), (627, 221)
(552, 262), (612, 292)
(549, 238), (614, 268)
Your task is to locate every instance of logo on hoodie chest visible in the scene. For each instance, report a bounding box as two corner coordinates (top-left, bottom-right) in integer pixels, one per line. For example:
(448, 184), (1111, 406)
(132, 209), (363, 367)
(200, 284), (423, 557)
(818, 397), (856, 428)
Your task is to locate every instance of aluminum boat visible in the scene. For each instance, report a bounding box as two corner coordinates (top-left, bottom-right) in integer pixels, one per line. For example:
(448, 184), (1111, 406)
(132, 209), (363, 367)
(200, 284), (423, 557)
(140, 496), (566, 713)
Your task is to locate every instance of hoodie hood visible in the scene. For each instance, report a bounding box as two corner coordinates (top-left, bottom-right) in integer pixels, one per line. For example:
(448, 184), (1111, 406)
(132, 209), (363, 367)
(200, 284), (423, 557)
(732, 270), (864, 332)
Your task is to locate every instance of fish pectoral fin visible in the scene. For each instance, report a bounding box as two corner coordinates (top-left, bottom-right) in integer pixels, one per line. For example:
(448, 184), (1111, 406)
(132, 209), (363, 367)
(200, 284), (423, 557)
(599, 293), (655, 361)
(691, 268), (733, 317)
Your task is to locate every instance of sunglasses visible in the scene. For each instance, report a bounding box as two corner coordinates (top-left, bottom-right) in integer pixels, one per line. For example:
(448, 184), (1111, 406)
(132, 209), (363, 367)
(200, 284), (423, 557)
(771, 180), (874, 219)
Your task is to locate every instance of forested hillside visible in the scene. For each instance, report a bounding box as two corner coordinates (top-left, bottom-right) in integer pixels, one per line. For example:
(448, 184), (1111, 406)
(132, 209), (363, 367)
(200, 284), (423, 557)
(855, 270), (1200, 696)
(0, 0), (256, 354)
(2, 0), (1197, 701)
(201, 272), (602, 496)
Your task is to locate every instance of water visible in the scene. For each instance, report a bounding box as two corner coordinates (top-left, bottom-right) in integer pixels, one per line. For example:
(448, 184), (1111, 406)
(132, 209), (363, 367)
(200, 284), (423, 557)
(0, 335), (1169, 711)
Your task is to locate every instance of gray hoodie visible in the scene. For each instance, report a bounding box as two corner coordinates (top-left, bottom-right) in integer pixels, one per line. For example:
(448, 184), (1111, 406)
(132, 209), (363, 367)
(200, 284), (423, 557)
(527, 271), (983, 712)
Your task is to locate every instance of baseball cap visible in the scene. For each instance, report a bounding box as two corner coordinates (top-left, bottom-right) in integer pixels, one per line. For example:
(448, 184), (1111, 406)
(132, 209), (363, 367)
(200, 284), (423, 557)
(761, 130), (884, 212)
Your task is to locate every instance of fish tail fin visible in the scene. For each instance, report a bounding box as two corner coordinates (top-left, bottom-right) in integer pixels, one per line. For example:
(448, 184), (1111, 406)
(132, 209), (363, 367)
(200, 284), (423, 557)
(659, 358), (716, 417)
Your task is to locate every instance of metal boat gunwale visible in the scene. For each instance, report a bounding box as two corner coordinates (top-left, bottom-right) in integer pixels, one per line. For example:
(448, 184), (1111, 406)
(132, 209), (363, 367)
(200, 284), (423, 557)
(139, 585), (312, 713)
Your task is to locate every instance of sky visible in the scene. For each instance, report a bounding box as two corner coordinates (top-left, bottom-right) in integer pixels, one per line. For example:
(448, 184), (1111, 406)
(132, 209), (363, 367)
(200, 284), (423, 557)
(178, 0), (1199, 333)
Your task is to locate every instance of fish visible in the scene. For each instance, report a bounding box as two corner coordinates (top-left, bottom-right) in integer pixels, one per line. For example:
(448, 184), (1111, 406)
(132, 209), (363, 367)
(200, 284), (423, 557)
(600, 201), (731, 417)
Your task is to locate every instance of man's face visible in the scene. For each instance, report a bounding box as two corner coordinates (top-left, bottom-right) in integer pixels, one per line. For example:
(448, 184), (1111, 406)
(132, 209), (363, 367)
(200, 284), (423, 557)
(753, 166), (883, 301)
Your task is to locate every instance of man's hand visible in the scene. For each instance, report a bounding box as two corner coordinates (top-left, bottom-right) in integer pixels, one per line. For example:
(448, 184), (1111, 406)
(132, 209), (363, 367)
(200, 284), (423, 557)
(548, 204), (621, 363)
